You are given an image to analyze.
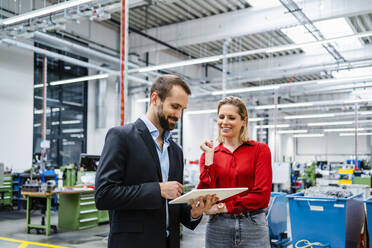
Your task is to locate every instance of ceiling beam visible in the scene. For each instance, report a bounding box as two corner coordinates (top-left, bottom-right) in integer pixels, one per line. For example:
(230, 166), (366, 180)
(129, 0), (372, 54)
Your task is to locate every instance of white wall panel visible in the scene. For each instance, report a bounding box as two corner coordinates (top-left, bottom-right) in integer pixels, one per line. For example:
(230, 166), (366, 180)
(0, 44), (34, 172)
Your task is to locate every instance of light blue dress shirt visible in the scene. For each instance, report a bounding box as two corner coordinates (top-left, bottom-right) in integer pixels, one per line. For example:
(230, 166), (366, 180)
(140, 116), (171, 232)
(140, 116), (200, 236)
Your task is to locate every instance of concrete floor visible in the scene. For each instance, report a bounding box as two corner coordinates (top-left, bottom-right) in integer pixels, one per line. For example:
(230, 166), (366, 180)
(0, 209), (210, 248)
(0, 209), (292, 248)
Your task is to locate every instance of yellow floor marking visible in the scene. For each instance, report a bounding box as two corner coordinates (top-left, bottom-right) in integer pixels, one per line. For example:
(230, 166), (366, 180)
(17, 242), (28, 248)
(0, 237), (70, 248)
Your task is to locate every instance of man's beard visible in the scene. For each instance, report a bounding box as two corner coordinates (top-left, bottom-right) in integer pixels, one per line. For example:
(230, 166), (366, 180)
(157, 104), (178, 131)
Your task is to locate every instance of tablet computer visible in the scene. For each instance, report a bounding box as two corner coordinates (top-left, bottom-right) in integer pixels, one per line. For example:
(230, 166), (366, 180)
(169, 187), (248, 204)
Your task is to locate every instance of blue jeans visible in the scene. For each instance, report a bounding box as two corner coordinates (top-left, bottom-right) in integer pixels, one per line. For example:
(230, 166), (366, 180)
(205, 212), (270, 248)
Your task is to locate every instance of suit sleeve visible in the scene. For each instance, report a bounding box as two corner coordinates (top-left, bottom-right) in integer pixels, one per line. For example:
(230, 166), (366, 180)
(95, 127), (161, 210)
(178, 150), (202, 230)
(225, 144), (272, 213)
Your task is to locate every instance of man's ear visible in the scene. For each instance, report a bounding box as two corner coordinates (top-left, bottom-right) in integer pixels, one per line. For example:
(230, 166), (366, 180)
(150, 92), (159, 106)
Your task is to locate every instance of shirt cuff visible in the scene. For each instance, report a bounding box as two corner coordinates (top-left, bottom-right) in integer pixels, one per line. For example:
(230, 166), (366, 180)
(190, 214), (202, 221)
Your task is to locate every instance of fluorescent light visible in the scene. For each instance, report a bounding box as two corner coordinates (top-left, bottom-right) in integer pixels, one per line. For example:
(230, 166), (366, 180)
(212, 85), (280, 96)
(344, 98), (372, 104)
(317, 75), (372, 85)
(278, 130), (308, 134)
(136, 98), (150, 103)
(332, 67), (372, 78)
(254, 124), (290, 129)
(133, 56), (221, 73)
(340, 132), (372, 136)
(247, 0), (281, 8)
(308, 121), (353, 126)
(0, 0), (97, 25)
(50, 74), (109, 86)
(324, 128), (365, 132)
(62, 128), (84, 134)
(255, 102), (313, 110)
(249, 118), (264, 122)
(184, 109), (217, 115)
(360, 111), (372, 115)
(51, 120), (81, 125)
(284, 113), (335, 120)
(293, 133), (324, 138)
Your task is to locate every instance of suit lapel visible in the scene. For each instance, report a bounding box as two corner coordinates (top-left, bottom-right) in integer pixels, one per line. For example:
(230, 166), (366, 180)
(135, 119), (163, 182)
(167, 141), (177, 181)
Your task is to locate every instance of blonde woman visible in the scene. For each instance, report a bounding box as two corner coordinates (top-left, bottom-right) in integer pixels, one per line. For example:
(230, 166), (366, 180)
(198, 96), (272, 248)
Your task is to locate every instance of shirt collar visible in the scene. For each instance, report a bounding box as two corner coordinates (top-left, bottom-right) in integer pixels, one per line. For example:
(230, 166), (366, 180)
(140, 115), (171, 142)
(214, 140), (255, 152)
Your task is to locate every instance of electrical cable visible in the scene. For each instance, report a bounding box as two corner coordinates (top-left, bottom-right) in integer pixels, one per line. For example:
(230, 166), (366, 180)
(295, 239), (330, 248)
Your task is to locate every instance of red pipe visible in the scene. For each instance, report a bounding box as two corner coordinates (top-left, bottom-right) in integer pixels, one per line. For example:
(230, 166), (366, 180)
(120, 0), (126, 126)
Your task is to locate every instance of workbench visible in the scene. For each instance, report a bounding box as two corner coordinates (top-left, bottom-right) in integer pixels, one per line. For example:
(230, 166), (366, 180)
(21, 191), (57, 236)
(57, 188), (108, 230)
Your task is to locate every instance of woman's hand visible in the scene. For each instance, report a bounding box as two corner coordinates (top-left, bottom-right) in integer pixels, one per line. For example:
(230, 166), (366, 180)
(205, 202), (228, 215)
(200, 139), (214, 166)
(189, 194), (219, 218)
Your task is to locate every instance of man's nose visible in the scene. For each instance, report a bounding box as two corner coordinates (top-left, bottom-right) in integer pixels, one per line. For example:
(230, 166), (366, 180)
(175, 110), (182, 119)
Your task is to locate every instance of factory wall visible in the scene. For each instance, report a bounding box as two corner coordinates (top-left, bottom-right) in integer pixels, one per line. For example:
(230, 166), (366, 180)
(0, 43), (34, 172)
(280, 133), (371, 164)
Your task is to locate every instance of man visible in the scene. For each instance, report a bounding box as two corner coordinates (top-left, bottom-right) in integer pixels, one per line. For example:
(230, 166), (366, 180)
(95, 75), (216, 248)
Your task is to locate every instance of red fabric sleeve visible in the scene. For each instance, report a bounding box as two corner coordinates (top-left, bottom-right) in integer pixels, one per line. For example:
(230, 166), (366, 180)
(225, 144), (272, 213)
(197, 152), (216, 189)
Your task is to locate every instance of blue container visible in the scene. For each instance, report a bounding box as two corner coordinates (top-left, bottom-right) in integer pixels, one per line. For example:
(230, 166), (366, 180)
(365, 197), (372, 248)
(268, 192), (291, 247)
(287, 192), (364, 248)
(268, 192), (287, 239)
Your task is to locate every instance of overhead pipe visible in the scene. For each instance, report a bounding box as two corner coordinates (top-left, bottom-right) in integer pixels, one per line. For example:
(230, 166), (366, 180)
(33, 31), (158, 81)
(0, 38), (151, 85)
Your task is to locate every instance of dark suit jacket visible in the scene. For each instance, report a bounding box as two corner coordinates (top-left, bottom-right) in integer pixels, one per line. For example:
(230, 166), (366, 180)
(95, 118), (201, 248)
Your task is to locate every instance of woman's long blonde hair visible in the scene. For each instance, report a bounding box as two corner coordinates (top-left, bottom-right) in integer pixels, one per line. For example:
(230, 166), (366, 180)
(216, 96), (250, 144)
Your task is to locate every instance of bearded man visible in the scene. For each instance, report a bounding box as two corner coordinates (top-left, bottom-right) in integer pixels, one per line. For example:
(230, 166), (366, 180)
(95, 75), (216, 248)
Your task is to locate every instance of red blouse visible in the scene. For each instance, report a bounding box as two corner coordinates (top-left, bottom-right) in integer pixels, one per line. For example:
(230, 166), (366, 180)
(197, 140), (272, 214)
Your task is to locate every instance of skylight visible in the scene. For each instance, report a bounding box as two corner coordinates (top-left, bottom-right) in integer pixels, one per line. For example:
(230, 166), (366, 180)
(281, 17), (362, 55)
(247, 0), (281, 9)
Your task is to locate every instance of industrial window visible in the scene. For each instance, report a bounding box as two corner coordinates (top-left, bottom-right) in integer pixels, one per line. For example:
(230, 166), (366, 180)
(33, 43), (88, 168)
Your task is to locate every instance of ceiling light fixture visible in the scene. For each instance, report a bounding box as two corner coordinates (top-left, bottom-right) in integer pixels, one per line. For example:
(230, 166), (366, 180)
(324, 128), (365, 132)
(212, 85), (280, 95)
(284, 113), (336, 119)
(308, 121), (353, 126)
(339, 132), (372, 136)
(0, 0), (97, 25)
(254, 124), (290, 129)
(136, 98), (150, 103)
(255, 102), (314, 110)
(34, 73), (108, 88)
(132, 56), (221, 73)
(129, 30), (372, 74)
(293, 133), (324, 138)
(278, 130), (308, 134)
(50, 74), (109, 86)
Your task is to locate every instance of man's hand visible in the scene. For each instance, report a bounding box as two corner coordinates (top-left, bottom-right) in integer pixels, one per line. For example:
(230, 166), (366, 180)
(189, 194), (219, 218)
(159, 181), (183, 199)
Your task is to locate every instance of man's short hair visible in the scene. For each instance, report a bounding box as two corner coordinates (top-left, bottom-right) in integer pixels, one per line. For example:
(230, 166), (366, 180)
(150, 74), (191, 101)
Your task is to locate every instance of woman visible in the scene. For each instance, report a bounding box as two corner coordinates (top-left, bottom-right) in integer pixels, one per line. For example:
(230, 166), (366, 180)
(198, 96), (272, 248)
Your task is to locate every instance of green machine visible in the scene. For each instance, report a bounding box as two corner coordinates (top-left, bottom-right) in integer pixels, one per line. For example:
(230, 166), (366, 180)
(60, 164), (77, 187)
(0, 172), (13, 207)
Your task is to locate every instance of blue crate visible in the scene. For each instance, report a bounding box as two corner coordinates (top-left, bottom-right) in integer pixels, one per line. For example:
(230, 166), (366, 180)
(268, 192), (291, 247)
(287, 192), (364, 248)
(365, 197), (372, 248)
